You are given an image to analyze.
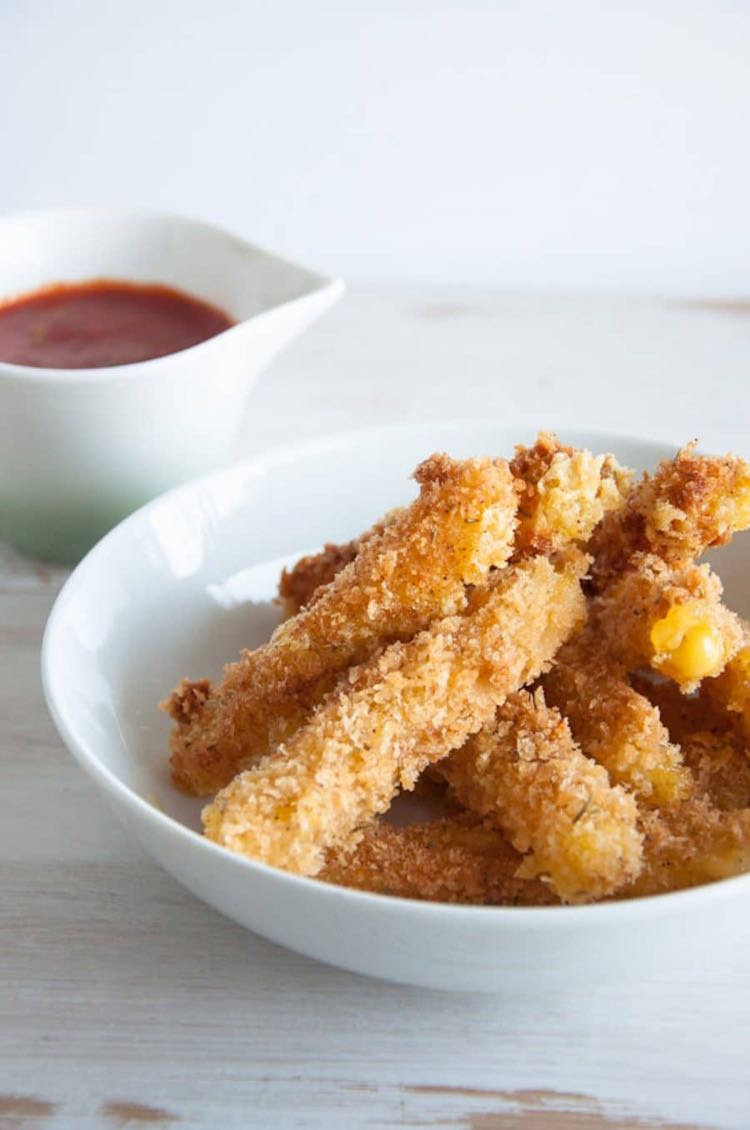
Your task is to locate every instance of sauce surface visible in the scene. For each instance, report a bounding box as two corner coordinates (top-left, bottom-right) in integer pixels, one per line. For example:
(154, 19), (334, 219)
(0, 279), (234, 369)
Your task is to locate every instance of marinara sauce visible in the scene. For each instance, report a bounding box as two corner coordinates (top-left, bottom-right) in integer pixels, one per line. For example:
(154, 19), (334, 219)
(0, 279), (234, 369)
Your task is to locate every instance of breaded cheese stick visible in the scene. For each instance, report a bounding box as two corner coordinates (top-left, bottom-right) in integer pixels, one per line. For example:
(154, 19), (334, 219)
(589, 443), (750, 590)
(320, 814), (558, 906)
(592, 554), (744, 691)
(166, 453), (518, 795)
(440, 690), (642, 902)
(278, 434), (630, 617)
(203, 549), (588, 875)
(543, 626), (692, 807)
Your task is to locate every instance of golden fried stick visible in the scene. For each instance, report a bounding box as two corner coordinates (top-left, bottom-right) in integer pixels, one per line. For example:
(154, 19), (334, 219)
(543, 626), (692, 807)
(624, 798), (750, 898)
(278, 433), (630, 617)
(166, 453), (518, 795)
(320, 814), (558, 905)
(440, 689), (642, 902)
(591, 554), (744, 691)
(203, 549), (588, 875)
(589, 443), (750, 590)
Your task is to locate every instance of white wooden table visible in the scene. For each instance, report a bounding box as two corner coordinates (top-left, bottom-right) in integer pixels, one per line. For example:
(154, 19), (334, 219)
(4, 288), (750, 1130)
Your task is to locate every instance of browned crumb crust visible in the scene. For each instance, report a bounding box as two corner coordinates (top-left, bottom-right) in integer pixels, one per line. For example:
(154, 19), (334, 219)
(543, 626), (692, 806)
(590, 553), (744, 691)
(510, 433), (573, 557)
(275, 432), (631, 616)
(440, 690), (643, 903)
(278, 541), (359, 617)
(166, 452), (518, 795)
(680, 731), (750, 811)
(163, 436), (750, 904)
(589, 444), (750, 589)
(163, 677), (212, 727)
(630, 672), (732, 741)
(277, 509), (404, 617)
(320, 814), (559, 905)
(202, 550), (588, 875)
(623, 798), (750, 898)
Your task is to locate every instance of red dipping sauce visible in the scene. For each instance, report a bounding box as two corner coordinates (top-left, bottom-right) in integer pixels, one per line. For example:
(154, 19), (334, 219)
(0, 279), (234, 369)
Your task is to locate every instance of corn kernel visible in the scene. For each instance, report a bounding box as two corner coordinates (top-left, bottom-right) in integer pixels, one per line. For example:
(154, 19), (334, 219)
(650, 603), (724, 681)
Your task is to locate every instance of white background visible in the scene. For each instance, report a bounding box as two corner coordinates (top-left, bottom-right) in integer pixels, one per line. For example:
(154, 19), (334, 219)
(2, 0), (750, 296)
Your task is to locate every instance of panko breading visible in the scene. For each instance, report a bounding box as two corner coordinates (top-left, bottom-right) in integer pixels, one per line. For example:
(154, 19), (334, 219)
(703, 646), (750, 741)
(202, 550), (588, 875)
(543, 626), (692, 806)
(591, 554), (744, 691)
(624, 798), (750, 898)
(278, 540), (359, 618)
(277, 509), (404, 618)
(680, 731), (750, 811)
(166, 453), (518, 795)
(589, 443), (750, 590)
(320, 814), (558, 906)
(629, 672), (731, 742)
(440, 689), (643, 902)
(162, 432), (750, 906)
(278, 432), (631, 618)
(510, 432), (631, 558)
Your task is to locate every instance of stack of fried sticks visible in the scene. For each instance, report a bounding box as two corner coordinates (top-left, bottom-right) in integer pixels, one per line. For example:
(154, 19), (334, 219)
(163, 434), (750, 905)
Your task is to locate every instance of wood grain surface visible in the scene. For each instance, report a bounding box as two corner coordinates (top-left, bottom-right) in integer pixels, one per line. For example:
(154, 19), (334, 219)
(3, 288), (750, 1130)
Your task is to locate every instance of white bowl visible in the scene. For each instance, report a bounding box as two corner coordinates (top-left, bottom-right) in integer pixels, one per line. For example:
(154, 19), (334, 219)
(0, 206), (343, 562)
(41, 421), (750, 992)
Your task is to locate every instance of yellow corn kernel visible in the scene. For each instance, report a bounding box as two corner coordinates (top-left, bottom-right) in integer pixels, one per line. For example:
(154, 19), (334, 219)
(650, 603), (725, 682)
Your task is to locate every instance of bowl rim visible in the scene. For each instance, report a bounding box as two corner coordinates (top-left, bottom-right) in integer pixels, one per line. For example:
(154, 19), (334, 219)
(40, 418), (750, 926)
(0, 204), (343, 382)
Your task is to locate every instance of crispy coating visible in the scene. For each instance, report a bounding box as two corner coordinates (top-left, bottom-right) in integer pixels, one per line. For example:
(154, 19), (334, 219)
(543, 626), (692, 806)
(704, 646), (750, 740)
(680, 731), (750, 811)
(277, 509), (403, 617)
(278, 540), (359, 618)
(202, 550), (589, 875)
(510, 432), (631, 558)
(320, 813), (558, 905)
(591, 554), (744, 691)
(167, 433), (750, 905)
(633, 670), (750, 809)
(624, 798), (750, 898)
(166, 453), (519, 795)
(280, 434), (632, 618)
(629, 673), (731, 741)
(589, 443), (750, 590)
(440, 690), (643, 902)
